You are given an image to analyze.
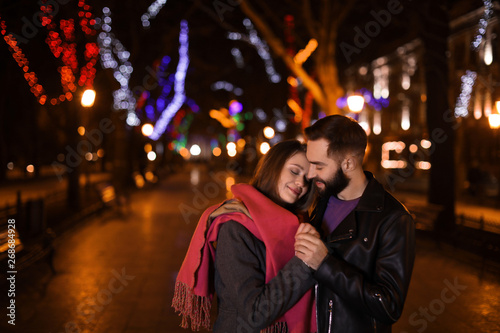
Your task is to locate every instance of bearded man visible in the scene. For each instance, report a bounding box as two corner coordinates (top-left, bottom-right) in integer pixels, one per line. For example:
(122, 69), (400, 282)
(294, 115), (416, 333)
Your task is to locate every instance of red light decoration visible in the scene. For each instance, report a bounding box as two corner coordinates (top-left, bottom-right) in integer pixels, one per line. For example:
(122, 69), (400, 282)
(1, 30), (47, 105)
(0, 0), (99, 106)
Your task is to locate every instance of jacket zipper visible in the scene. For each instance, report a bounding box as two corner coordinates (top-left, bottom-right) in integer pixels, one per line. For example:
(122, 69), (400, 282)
(329, 230), (354, 243)
(374, 293), (398, 322)
(328, 299), (333, 333)
(315, 284), (319, 331)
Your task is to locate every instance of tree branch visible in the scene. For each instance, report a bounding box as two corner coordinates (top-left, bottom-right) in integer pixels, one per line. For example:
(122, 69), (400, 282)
(256, 0), (307, 46)
(302, 0), (319, 40)
(319, 0), (331, 45)
(190, 0), (243, 34)
(239, 0), (327, 110)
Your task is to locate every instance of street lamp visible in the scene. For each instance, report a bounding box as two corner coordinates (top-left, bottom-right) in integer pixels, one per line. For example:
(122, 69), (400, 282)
(347, 95), (365, 113)
(141, 123), (154, 137)
(81, 89), (96, 107)
(489, 101), (500, 129)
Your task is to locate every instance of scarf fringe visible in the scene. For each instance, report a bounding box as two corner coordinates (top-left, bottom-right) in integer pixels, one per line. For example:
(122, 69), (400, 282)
(261, 321), (288, 333)
(172, 280), (212, 330)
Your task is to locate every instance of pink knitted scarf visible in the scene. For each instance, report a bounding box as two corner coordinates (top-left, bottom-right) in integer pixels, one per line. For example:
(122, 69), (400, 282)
(172, 184), (316, 332)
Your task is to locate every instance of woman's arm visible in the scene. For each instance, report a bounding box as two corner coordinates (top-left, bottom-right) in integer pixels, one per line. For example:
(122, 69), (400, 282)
(215, 221), (315, 331)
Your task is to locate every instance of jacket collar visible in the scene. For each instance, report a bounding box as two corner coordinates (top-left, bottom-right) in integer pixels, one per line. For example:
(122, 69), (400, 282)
(355, 171), (385, 213)
(322, 171), (385, 242)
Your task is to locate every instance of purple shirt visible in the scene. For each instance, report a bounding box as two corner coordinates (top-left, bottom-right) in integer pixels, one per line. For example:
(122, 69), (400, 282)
(322, 196), (360, 234)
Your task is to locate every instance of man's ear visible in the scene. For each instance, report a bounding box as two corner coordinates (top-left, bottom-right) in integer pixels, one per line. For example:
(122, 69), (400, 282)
(342, 155), (357, 173)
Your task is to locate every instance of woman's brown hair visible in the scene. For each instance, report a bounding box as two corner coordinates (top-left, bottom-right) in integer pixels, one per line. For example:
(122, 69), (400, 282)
(250, 140), (315, 213)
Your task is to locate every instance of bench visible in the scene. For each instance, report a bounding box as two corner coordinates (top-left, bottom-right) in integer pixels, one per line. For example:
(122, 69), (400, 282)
(0, 200), (56, 278)
(95, 182), (130, 215)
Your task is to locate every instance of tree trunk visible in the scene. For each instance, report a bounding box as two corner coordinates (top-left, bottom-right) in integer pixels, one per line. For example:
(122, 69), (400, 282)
(111, 110), (133, 196)
(67, 101), (81, 211)
(418, 0), (456, 234)
(316, 60), (344, 115)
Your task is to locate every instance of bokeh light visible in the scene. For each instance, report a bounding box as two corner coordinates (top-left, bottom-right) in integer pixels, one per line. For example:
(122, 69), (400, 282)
(260, 142), (270, 154)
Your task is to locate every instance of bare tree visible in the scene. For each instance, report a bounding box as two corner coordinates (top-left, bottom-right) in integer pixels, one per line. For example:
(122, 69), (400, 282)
(239, 0), (356, 115)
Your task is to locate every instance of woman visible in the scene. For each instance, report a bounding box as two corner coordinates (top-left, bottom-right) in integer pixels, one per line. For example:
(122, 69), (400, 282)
(172, 140), (317, 332)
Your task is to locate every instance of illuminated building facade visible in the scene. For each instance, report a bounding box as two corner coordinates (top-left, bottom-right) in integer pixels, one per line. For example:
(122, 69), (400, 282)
(342, 1), (500, 197)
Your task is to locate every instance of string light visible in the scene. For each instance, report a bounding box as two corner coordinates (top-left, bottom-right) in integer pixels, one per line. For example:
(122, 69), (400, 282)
(0, 0), (98, 106)
(211, 81), (243, 96)
(471, 0), (493, 50)
(149, 20), (189, 140)
(294, 39), (318, 65)
(454, 0), (492, 119)
(42, 0), (99, 89)
(0, 23), (47, 104)
(228, 18), (281, 83)
(454, 70), (477, 118)
(96, 7), (139, 126)
(231, 48), (245, 68)
(135, 54), (199, 141)
(141, 0), (168, 28)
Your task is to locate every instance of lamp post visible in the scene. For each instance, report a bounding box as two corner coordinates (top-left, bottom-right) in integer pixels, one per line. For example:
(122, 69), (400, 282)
(81, 89), (96, 190)
(489, 100), (500, 202)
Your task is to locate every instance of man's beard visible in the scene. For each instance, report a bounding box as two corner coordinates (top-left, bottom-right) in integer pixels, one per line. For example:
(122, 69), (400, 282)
(316, 167), (350, 198)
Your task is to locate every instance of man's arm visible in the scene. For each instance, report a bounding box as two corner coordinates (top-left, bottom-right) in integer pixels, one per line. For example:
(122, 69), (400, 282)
(295, 215), (415, 324)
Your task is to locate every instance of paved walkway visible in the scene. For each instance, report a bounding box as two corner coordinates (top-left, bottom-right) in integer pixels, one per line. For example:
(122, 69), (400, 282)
(1, 165), (499, 332)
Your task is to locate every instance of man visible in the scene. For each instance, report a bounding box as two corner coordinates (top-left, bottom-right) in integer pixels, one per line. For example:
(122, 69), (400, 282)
(294, 115), (415, 332)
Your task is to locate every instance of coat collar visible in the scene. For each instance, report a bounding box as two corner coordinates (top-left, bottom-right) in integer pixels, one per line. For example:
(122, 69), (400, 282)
(355, 171), (385, 213)
(316, 172), (386, 242)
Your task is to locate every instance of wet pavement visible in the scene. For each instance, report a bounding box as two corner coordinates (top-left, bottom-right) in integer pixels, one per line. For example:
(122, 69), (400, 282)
(1, 165), (500, 333)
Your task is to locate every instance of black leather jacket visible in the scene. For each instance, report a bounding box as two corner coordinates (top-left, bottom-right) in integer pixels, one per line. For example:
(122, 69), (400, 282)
(311, 172), (415, 333)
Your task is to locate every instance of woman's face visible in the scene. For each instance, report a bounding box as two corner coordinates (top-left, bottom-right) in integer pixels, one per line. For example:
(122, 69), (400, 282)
(277, 151), (310, 204)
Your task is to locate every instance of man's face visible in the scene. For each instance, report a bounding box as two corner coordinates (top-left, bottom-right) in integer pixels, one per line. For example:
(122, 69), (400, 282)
(306, 138), (350, 197)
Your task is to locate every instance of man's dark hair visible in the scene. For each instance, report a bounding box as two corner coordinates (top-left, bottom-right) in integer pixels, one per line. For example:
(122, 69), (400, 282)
(304, 115), (367, 162)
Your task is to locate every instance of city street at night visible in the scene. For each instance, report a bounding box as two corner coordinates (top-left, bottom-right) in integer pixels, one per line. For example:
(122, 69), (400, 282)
(2, 0), (500, 332)
(0, 165), (499, 333)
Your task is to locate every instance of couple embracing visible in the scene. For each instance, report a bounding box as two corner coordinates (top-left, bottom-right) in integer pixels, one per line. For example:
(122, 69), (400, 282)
(173, 115), (416, 333)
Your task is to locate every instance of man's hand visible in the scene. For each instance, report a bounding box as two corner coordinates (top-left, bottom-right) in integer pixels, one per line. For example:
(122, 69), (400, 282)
(294, 224), (328, 271)
(296, 222), (320, 238)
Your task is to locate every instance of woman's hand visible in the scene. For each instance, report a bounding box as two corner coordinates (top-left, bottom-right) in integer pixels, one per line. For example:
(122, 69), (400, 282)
(294, 223), (328, 271)
(295, 222), (320, 238)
